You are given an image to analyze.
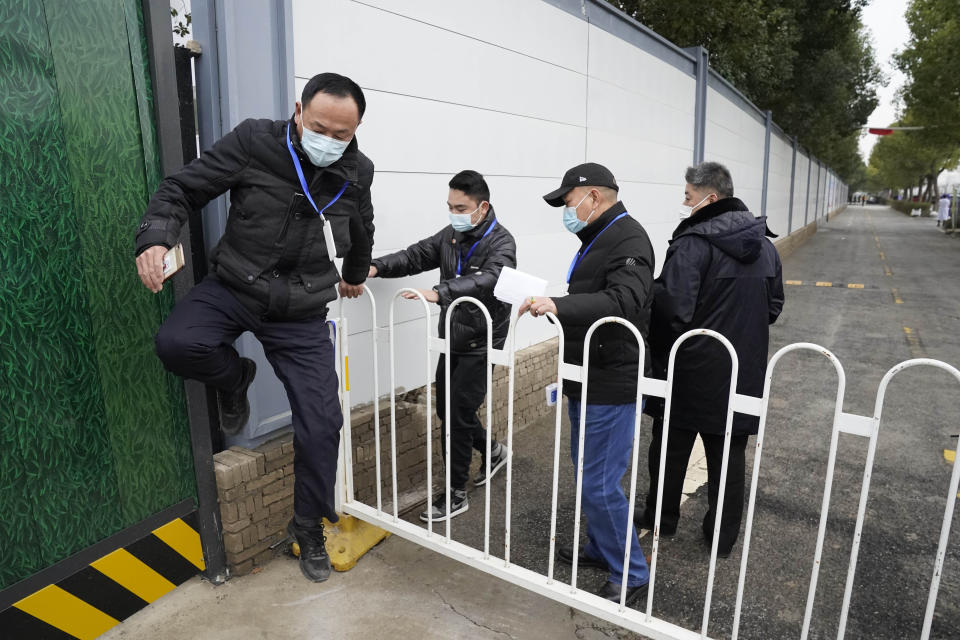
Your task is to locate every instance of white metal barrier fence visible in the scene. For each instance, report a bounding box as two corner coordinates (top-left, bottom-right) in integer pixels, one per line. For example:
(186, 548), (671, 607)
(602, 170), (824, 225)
(326, 288), (960, 640)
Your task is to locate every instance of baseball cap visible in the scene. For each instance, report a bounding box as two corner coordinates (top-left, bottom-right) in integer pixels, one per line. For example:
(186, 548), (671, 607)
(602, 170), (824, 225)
(543, 162), (619, 207)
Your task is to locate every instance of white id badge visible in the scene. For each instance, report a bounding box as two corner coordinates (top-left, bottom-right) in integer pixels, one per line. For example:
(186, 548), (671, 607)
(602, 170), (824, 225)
(321, 216), (337, 259)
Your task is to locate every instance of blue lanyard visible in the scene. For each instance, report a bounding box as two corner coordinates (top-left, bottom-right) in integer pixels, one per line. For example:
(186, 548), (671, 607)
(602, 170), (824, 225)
(456, 218), (498, 276)
(566, 212), (629, 283)
(285, 123), (348, 217)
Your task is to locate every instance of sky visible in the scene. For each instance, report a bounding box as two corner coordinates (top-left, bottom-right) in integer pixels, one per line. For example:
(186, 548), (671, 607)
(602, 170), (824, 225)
(858, 0), (910, 162)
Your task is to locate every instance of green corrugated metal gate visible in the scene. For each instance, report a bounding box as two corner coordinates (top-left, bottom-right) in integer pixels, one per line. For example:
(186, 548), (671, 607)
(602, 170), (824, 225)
(0, 0), (201, 621)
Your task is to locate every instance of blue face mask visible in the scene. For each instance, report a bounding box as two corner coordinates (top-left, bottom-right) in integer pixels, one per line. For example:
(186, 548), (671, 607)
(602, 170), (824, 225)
(562, 192), (595, 233)
(449, 204), (483, 232)
(301, 126), (349, 167)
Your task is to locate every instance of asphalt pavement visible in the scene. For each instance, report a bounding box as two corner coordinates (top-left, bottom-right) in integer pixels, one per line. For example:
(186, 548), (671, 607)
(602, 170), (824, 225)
(101, 205), (960, 639)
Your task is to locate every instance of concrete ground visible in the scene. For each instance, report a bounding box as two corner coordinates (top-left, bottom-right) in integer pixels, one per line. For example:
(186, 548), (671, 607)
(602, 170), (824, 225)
(102, 205), (960, 639)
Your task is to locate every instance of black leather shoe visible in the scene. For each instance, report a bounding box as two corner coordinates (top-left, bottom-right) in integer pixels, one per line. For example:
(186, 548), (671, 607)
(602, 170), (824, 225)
(596, 581), (648, 606)
(287, 518), (331, 582)
(556, 545), (609, 570)
(634, 512), (676, 537)
(218, 358), (256, 435)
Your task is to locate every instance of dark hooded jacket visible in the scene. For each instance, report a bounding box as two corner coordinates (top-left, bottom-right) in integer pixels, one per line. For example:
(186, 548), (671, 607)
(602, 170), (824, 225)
(371, 208), (516, 354)
(645, 197), (784, 435)
(135, 116), (375, 320)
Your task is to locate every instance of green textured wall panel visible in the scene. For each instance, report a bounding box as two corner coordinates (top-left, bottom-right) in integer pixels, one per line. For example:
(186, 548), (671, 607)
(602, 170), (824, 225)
(0, 0), (195, 589)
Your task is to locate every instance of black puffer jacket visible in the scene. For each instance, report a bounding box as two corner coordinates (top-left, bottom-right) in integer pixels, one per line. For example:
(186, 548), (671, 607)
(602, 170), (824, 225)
(645, 197), (784, 435)
(371, 208), (516, 354)
(135, 116), (375, 320)
(551, 202), (656, 405)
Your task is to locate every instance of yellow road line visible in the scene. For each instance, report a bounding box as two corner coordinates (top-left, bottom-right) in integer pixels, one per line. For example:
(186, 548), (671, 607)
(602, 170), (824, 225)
(785, 280), (803, 286)
(879, 252), (886, 260)
(943, 450), (960, 497)
(91, 548), (176, 603)
(891, 288), (904, 304)
(847, 283), (865, 289)
(884, 265), (893, 276)
(816, 281), (833, 287)
(153, 518), (206, 571)
(14, 585), (119, 640)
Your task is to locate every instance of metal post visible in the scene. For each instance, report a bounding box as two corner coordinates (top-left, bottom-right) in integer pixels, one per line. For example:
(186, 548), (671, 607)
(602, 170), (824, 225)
(141, 0), (227, 583)
(761, 110), (772, 218)
(683, 45), (709, 165)
(787, 136), (797, 233)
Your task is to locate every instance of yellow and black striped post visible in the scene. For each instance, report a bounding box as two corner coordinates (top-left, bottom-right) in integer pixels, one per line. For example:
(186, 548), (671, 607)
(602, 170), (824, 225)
(0, 513), (204, 640)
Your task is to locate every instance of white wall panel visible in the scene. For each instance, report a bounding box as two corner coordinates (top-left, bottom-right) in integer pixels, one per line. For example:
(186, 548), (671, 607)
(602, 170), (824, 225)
(587, 25), (695, 115)
(354, 0), (589, 74)
(765, 133), (793, 236)
(793, 153), (811, 228)
(704, 88), (765, 212)
(293, 0), (586, 127)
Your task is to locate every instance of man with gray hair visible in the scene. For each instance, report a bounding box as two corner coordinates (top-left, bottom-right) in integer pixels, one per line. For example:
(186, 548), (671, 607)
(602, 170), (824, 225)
(639, 161), (784, 558)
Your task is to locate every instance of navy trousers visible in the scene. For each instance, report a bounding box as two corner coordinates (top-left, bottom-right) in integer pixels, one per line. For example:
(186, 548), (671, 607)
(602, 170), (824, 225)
(155, 277), (342, 523)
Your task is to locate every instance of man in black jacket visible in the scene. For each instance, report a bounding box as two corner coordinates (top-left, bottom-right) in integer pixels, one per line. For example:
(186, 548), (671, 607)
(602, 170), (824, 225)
(368, 170), (517, 522)
(640, 161), (784, 558)
(134, 73), (375, 583)
(522, 163), (655, 605)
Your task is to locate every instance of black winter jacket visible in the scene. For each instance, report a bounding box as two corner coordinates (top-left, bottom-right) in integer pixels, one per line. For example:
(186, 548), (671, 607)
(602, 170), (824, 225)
(552, 202), (656, 405)
(645, 197), (784, 435)
(135, 116), (375, 320)
(371, 208), (516, 354)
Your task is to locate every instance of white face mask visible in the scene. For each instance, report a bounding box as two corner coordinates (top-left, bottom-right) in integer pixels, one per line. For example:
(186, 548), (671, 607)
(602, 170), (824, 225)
(301, 126), (349, 167)
(679, 194), (714, 220)
(449, 204), (484, 231)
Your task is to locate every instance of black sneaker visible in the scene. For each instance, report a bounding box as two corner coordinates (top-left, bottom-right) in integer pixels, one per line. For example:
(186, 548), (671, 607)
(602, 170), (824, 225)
(287, 518), (331, 582)
(218, 358), (256, 435)
(419, 488), (468, 522)
(473, 443), (509, 486)
(556, 545), (609, 570)
(596, 581), (648, 607)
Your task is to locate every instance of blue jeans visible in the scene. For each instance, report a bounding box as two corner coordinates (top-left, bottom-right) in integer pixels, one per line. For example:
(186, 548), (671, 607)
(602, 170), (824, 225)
(568, 400), (649, 587)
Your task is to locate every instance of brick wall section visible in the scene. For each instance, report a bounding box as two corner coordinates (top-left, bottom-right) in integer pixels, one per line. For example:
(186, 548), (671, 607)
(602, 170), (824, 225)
(213, 439), (296, 576)
(212, 337), (560, 577)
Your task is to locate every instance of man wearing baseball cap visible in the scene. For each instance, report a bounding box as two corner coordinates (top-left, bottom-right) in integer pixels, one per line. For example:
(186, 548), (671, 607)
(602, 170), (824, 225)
(520, 162), (655, 605)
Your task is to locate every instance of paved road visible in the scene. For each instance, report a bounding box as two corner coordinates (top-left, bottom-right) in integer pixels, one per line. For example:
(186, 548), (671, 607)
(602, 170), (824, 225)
(103, 205), (960, 639)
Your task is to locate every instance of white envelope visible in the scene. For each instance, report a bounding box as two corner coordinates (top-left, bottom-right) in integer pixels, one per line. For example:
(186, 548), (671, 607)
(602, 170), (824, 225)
(494, 266), (548, 306)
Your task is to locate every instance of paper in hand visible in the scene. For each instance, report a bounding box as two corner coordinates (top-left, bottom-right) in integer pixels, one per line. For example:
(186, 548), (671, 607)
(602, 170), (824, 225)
(494, 266), (548, 306)
(162, 243), (185, 281)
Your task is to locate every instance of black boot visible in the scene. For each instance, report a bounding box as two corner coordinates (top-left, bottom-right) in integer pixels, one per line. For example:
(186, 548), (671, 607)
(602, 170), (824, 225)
(218, 358), (256, 435)
(287, 518), (331, 582)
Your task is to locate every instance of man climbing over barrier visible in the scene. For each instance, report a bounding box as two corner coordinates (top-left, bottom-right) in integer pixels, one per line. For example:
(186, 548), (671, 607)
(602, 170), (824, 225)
(520, 162), (655, 605)
(640, 161), (784, 558)
(134, 72), (374, 584)
(367, 170), (517, 522)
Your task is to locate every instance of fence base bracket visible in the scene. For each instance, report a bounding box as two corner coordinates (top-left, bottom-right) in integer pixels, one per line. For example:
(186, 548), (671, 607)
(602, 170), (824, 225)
(321, 515), (390, 572)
